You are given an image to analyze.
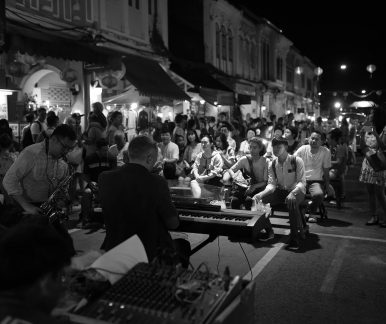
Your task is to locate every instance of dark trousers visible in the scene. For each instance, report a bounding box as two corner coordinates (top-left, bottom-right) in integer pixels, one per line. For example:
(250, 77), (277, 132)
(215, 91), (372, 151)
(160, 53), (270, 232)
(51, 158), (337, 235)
(262, 189), (305, 237)
(231, 186), (264, 210)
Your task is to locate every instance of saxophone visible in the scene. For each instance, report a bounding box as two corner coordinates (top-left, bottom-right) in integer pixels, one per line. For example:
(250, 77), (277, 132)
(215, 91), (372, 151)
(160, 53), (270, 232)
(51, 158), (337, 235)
(40, 167), (75, 224)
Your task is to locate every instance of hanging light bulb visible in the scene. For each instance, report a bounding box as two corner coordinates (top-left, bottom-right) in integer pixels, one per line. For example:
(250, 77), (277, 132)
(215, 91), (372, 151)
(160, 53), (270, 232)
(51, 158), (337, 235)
(366, 64), (376, 78)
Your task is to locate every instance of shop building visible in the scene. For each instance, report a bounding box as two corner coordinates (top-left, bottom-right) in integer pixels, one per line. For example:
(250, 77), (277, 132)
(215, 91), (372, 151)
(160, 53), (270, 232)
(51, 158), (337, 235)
(1, 0), (189, 141)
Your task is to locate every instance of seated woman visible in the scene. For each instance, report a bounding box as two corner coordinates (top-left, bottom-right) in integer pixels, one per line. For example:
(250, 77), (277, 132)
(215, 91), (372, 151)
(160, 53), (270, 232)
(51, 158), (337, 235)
(284, 126), (300, 154)
(191, 135), (223, 187)
(215, 133), (236, 185)
(237, 128), (256, 158)
(228, 137), (268, 210)
(327, 128), (348, 199)
(182, 129), (202, 180)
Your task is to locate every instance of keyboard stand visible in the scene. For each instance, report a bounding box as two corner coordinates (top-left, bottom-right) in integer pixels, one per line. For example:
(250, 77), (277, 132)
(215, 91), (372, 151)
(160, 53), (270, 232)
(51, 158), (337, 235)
(189, 233), (217, 256)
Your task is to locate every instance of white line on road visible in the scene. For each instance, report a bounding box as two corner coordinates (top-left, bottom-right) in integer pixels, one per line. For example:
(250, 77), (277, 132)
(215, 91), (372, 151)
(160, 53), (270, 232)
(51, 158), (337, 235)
(243, 229), (290, 281)
(315, 232), (386, 244)
(320, 239), (349, 294)
(68, 228), (81, 234)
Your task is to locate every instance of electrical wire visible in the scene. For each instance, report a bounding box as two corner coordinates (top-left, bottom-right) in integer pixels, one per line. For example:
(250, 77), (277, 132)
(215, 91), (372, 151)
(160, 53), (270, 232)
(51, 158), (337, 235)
(238, 243), (253, 281)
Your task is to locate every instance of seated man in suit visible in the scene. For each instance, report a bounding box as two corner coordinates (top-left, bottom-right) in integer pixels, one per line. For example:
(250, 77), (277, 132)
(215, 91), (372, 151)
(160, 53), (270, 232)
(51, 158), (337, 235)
(99, 136), (189, 265)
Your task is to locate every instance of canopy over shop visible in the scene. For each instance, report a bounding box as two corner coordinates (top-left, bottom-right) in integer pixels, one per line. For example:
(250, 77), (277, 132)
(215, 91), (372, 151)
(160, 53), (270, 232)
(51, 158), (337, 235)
(169, 60), (234, 119)
(102, 54), (190, 130)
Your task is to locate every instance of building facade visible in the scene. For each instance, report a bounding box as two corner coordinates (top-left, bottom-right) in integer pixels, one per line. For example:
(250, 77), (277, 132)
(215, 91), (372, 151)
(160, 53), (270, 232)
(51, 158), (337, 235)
(1, 0), (187, 138)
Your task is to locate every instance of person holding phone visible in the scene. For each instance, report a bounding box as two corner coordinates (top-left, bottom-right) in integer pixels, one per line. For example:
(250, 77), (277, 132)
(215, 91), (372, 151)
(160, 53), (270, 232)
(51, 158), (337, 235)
(359, 106), (386, 226)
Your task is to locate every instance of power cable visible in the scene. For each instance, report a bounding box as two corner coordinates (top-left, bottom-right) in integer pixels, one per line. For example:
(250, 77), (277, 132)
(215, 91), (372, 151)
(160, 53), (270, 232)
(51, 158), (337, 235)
(238, 242), (253, 281)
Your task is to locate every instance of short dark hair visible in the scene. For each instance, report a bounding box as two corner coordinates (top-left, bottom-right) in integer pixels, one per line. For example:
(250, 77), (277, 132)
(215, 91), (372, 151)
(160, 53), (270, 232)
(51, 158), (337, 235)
(161, 123), (171, 135)
(272, 136), (288, 147)
(0, 133), (13, 150)
(175, 114), (184, 124)
(208, 116), (216, 123)
(286, 126), (298, 139)
(311, 130), (323, 138)
(328, 128), (343, 142)
(46, 114), (59, 128)
(51, 124), (76, 141)
(0, 224), (72, 291)
(25, 113), (35, 123)
(220, 121), (232, 132)
(128, 135), (157, 160)
(249, 136), (266, 156)
(37, 107), (46, 114)
(109, 111), (122, 122)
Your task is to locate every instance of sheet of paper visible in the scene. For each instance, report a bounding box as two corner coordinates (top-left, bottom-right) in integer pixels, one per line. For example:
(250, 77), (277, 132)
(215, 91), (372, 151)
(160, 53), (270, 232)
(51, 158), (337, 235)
(90, 235), (148, 284)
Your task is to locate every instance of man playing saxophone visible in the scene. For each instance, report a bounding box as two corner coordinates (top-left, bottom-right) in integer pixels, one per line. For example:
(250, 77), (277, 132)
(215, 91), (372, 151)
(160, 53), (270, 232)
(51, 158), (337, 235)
(3, 124), (76, 218)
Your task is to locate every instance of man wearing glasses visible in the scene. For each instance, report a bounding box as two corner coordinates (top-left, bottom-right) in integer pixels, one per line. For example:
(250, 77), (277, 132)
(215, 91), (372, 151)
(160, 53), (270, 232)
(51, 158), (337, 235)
(3, 124), (76, 217)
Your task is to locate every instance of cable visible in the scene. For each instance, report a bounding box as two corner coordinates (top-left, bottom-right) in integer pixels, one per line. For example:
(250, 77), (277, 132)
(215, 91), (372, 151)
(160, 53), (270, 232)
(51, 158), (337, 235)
(238, 242), (253, 281)
(216, 236), (221, 275)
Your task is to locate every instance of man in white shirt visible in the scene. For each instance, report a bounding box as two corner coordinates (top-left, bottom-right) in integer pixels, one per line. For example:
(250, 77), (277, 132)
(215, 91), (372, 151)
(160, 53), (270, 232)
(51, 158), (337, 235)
(294, 131), (332, 222)
(158, 126), (179, 179)
(254, 137), (306, 250)
(30, 108), (47, 143)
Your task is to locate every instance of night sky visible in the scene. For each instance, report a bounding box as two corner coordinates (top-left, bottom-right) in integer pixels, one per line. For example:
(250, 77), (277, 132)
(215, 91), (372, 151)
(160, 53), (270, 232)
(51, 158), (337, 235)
(236, 1), (385, 93)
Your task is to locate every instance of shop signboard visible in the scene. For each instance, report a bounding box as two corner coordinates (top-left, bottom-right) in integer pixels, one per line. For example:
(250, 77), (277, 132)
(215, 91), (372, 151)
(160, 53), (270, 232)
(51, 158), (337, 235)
(0, 100), (7, 120)
(8, 123), (19, 139)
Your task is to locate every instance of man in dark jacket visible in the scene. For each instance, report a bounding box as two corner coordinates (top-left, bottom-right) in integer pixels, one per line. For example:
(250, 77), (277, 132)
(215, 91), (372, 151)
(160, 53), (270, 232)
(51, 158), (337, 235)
(99, 136), (189, 263)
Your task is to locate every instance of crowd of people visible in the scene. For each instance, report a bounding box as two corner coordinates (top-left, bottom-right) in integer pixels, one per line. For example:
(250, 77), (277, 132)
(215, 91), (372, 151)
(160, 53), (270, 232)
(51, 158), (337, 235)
(1, 101), (386, 323)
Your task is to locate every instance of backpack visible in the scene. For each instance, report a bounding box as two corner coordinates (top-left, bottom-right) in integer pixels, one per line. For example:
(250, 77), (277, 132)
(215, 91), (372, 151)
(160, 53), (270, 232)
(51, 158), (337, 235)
(272, 155), (297, 181)
(21, 125), (34, 148)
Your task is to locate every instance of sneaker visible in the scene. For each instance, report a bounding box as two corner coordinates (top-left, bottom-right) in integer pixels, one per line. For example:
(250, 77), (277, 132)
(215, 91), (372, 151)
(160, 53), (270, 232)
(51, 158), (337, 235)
(308, 217), (317, 223)
(286, 238), (300, 250)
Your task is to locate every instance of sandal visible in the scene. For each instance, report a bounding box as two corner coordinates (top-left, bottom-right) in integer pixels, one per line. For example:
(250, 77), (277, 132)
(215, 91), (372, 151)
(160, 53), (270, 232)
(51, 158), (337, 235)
(366, 216), (379, 226)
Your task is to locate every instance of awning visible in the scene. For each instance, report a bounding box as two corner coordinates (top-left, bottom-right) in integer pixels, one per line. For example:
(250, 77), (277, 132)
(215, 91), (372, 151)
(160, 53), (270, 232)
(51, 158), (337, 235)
(4, 22), (116, 64)
(170, 60), (232, 92)
(122, 55), (190, 101)
(199, 87), (234, 106)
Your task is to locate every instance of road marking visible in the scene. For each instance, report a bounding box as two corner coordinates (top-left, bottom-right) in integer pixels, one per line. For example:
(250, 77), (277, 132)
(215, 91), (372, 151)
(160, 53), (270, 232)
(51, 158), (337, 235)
(320, 239), (349, 294)
(315, 232), (386, 244)
(243, 229), (289, 281)
(68, 228), (81, 234)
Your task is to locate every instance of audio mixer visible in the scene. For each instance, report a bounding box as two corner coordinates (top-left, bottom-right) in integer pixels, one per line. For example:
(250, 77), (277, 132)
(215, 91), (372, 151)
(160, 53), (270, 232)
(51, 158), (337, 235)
(68, 262), (242, 324)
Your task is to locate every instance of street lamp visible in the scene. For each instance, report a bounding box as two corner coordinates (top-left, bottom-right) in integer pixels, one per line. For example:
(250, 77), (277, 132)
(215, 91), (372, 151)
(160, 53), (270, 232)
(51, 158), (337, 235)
(340, 64), (347, 70)
(361, 90), (366, 94)
(334, 102), (341, 109)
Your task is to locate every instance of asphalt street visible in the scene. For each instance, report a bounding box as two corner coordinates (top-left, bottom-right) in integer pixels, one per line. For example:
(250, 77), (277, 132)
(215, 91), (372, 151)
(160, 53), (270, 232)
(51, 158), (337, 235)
(69, 156), (386, 323)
